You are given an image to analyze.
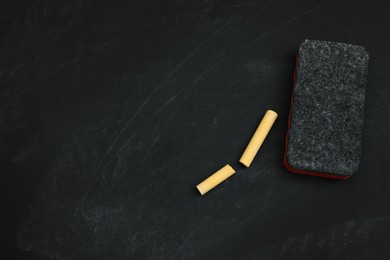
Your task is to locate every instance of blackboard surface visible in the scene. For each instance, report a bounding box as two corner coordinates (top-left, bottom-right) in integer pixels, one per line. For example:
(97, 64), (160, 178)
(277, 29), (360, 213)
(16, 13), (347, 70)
(1, 0), (389, 259)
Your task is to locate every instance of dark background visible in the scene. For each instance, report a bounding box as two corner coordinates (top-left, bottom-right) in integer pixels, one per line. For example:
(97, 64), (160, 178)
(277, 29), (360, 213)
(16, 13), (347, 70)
(1, 0), (389, 259)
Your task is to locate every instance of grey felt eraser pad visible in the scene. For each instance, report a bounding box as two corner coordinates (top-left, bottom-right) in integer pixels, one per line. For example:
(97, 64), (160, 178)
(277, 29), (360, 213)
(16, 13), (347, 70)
(284, 39), (369, 179)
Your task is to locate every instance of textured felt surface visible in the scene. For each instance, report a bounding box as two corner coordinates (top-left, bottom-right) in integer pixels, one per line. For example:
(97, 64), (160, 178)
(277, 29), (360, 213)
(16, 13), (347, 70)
(286, 39), (369, 177)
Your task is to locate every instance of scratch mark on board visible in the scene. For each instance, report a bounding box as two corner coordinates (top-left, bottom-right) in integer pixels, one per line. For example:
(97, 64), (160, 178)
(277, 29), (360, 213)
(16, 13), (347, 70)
(3, 79), (83, 153)
(5, 12), (82, 106)
(77, 4), (249, 216)
(219, 180), (314, 242)
(172, 0), (338, 90)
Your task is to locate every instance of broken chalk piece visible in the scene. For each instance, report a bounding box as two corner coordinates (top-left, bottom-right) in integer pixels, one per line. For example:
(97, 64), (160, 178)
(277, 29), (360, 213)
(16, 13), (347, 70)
(196, 164), (236, 196)
(239, 110), (278, 167)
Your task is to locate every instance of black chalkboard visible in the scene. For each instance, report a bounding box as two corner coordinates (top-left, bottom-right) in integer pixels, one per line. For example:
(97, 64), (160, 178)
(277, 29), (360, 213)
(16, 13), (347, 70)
(1, 0), (389, 259)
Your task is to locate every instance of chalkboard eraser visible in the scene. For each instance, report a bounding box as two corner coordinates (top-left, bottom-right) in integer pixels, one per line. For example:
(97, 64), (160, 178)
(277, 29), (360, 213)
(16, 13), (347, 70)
(239, 110), (278, 167)
(284, 39), (369, 179)
(196, 164), (236, 195)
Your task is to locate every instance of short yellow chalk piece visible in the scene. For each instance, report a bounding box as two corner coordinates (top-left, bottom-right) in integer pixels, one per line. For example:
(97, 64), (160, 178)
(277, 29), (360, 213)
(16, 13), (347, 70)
(239, 110), (278, 167)
(196, 164), (236, 196)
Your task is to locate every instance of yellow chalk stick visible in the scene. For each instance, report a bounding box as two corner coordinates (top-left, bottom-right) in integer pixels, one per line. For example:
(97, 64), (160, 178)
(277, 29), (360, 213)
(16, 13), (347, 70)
(196, 164), (236, 195)
(239, 110), (278, 167)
